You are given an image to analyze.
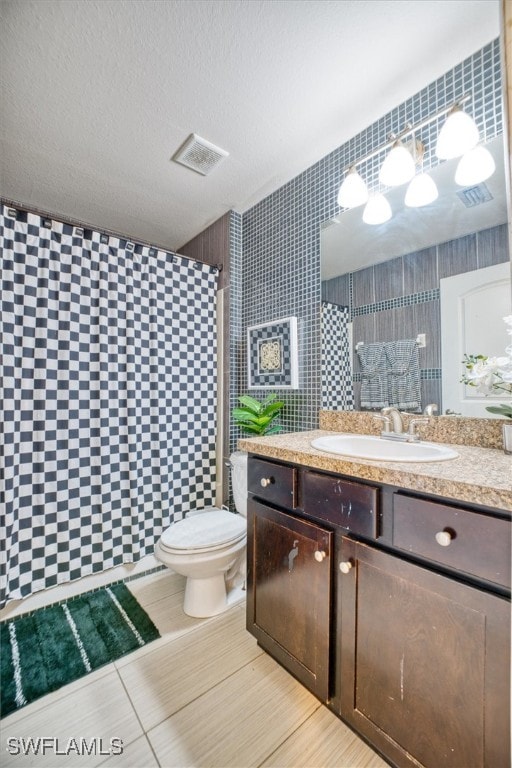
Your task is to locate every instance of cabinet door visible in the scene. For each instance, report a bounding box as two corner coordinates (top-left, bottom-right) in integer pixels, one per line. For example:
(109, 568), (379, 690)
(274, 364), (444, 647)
(247, 499), (332, 701)
(339, 538), (510, 768)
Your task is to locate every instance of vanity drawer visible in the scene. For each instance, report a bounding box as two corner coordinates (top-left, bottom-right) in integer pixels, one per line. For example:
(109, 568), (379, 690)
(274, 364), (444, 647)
(393, 493), (511, 589)
(302, 471), (379, 538)
(248, 457), (297, 510)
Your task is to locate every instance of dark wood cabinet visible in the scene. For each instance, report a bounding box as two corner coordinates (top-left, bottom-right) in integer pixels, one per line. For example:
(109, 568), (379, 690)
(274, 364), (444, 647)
(246, 499), (332, 700)
(245, 454), (511, 768)
(247, 456), (298, 509)
(302, 469), (379, 538)
(392, 492), (511, 589)
(338, 537), (510, 768)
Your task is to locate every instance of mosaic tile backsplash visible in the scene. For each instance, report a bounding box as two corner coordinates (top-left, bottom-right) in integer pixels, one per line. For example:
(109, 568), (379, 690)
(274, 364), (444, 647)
(238, 39), (508, 436)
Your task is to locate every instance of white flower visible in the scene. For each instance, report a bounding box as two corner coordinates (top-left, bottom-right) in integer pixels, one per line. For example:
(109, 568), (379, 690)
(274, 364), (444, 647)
(462, 321), (512, 398)
(462, 319), (512, 418)
(465, 356), (510, 393)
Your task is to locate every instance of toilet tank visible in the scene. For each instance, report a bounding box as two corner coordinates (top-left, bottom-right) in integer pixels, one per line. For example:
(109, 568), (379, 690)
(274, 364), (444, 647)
(230, 451), (248, 518)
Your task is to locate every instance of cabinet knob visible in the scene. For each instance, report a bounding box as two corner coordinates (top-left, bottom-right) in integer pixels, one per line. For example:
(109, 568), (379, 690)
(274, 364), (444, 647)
(435, 530), (452, 547)
(339, 560), (353, 574)
(260, 477), (272, 488)
(314, 550), (326, 562)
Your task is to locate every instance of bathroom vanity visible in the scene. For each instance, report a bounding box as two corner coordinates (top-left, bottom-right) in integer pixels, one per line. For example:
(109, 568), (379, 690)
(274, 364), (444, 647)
(240, 426), (511, 768)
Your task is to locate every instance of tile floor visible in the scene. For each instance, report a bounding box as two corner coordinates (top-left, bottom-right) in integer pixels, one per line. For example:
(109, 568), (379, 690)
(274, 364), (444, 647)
(0, 570), (387, 768)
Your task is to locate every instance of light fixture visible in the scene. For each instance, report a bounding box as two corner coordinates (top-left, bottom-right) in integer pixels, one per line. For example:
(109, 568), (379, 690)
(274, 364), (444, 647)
(337, 166), (369, 208)
(379, 140), (416, 186)
(404, 136), (438, 207)
(435, 105), (479, 159)
(455, 145), (496, 186)
(335, 92), (484, 223)
(404, 172), (439, 207)
(362, 193), (392, 225)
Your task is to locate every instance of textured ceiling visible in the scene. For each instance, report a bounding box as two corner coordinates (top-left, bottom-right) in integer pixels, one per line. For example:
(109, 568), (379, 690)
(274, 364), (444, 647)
(0, 0), (500, 251)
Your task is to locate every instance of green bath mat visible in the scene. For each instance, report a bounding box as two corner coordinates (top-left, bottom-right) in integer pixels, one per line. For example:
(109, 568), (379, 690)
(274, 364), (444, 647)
(0, 582), (160, 718)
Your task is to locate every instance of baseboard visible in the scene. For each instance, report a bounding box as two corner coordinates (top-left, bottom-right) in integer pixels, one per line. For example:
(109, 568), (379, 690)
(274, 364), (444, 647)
(0, 555), (163, 621)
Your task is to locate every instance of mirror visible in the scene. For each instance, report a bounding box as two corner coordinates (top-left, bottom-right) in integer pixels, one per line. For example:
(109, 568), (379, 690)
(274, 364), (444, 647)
(321, 136), (507, 279)
(320, 132), (510, 416)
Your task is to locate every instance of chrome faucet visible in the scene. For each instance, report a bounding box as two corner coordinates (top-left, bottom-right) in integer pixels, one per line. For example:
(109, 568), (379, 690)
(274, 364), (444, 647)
(380, 407), (404, 434)
(376, 407), (428, 442)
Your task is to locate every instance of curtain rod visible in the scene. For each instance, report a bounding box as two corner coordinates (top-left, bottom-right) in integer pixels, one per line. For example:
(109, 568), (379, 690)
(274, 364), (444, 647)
(0, 197), (223, 273)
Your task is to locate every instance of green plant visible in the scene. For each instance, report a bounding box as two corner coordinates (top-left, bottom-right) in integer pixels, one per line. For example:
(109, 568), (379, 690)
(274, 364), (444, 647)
(232, 393), (284, 435)
(484, 404), (512, 419)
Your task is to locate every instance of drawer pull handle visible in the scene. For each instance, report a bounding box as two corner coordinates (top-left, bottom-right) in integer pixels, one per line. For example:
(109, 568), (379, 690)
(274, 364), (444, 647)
(314, 550), (326, 562)
(339, 560), (353, 574)
(435, 530), (452, 547)
(260, 477), (273, 488)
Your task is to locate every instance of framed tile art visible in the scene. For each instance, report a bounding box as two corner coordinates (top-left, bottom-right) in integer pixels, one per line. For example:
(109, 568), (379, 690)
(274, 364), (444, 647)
(247, 316), (298, 389)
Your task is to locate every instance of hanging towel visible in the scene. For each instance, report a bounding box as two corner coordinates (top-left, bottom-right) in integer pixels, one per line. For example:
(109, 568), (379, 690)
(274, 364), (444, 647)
(385, 340), (421, 411)
(357, 342), (389, 409)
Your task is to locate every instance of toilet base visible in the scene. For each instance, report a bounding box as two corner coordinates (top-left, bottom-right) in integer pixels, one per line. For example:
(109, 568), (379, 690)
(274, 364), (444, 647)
(183, 572), (246, 618)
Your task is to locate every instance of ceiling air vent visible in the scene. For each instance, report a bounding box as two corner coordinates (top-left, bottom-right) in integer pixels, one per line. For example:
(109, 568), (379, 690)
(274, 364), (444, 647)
(320, 218), (340, 230)
(172, 133), (229, 176)
(456, 182), (493, 208)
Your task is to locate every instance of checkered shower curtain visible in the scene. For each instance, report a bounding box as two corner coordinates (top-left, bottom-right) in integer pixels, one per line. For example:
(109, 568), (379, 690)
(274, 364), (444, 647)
(321, 302), (354, 410)
(0, 205), (218, 606)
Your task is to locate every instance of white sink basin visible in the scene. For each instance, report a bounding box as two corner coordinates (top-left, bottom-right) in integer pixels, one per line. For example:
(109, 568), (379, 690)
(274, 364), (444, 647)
(311, 434), (459, 463)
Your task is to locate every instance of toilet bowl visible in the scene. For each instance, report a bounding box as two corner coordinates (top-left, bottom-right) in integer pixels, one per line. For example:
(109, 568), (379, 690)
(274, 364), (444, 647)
(154, 451), (248, 617)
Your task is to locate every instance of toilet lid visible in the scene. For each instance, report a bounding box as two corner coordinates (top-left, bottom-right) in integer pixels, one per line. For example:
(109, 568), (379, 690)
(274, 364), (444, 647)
(160, 509), (246, 551)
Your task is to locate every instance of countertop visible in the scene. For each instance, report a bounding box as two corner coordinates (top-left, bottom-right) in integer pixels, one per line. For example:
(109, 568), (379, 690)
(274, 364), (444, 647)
(238, 430), (512, 513)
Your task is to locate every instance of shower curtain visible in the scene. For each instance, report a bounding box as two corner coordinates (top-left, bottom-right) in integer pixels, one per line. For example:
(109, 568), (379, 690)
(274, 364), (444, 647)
(321, 301), (353, 410)
(0, 205), (218, 606)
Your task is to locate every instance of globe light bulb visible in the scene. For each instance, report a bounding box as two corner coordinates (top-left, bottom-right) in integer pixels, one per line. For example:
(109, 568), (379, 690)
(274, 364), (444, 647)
(362, 193), (392, 225)
(435, 107), (479, 160)
(455, 145), (496, 186)
(337, 168), (369, 208)
(379, 143), (415, 187)
(405, 173), (439, 207)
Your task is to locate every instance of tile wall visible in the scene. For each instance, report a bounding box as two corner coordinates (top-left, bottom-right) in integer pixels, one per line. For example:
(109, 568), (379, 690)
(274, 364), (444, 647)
(229, 210), (243, 459)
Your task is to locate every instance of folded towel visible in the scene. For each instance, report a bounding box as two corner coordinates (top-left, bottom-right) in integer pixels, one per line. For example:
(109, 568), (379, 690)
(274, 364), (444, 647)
(357, 342), (389, 409)
(385, 340), (421, 411)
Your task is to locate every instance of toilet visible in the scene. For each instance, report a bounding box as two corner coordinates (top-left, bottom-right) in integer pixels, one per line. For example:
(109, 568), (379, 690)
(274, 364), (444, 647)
(154, 451), (248, 617)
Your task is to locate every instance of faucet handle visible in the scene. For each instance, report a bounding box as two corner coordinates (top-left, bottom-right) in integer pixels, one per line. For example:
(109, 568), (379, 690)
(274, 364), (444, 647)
(373, 414), (392, 433)
(408, 417), (429, 438)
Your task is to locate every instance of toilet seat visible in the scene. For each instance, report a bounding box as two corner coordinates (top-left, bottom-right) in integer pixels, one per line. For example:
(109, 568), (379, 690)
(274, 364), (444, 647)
(160, 508), (246, 554)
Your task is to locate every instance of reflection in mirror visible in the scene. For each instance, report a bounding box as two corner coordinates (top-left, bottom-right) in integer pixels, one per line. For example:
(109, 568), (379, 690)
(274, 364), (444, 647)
(441, 262), (511, 417)
(321, 136), (507, 279)
(321, 132), (510, 417)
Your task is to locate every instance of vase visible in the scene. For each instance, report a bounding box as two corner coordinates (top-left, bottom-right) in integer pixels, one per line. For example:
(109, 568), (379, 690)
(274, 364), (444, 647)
(503, 423), (512, 455)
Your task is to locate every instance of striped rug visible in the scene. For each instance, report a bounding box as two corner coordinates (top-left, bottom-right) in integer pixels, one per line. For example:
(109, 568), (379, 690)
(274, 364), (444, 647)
(0, 583), (160, 718)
